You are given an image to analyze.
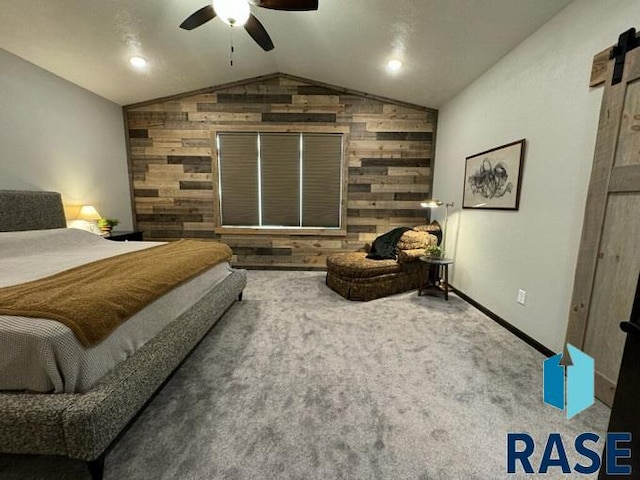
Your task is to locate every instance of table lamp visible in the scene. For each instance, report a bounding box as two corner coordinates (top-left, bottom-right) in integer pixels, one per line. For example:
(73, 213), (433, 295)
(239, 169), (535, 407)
(77, 205), (102, 233)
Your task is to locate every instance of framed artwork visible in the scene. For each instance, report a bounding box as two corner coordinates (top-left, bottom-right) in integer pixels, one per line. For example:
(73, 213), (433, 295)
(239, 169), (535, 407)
(462, 139), (526, 210)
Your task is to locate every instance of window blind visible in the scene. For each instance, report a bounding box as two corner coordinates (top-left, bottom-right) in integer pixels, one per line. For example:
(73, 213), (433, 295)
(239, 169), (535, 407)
(302, 134), (342, 227)
(218, 133), (259, 226)
(260, 134), (300, 226)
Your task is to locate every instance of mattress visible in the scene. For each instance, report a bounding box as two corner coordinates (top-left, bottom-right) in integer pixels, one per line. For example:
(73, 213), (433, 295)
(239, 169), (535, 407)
(0, 228), (232, 393)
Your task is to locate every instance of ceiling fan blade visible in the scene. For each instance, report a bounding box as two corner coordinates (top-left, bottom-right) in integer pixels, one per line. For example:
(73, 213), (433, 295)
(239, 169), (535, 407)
(254, 0), (318, 11)
(244, 14), (274, 51)
(180, 5), (216, 30)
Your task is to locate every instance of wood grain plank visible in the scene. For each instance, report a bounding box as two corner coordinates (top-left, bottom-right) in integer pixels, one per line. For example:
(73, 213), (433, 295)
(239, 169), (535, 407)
(262, 113), (337, 123)
(609, 165), (640, 192)
(590, 49), (612, 87)
(183, 222), (216, 231)
(148, 130), (210, 139)
(143, 147), (212, 156)
(216, 85), (298, 95)
(133, 180), (181, 189)
(347, 200), (423, 209)
(366, 121), (434, 132)
(270, 104), (346, 114)
(371, 183), (430, 193)
(387, 167), (432, 177)
(347, 217), (390, 226)
(292, 95), (340, 105)
(352, 113), (429, 123)
(147, 164), (185, 173)
(188, 112), (262, 122)
(348, 175), (430, 185)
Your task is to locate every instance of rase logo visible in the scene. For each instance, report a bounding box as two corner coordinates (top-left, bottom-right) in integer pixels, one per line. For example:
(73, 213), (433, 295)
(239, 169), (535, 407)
(543, 343), (594, 419)
(506, 344), (632, 475)
(507, 432), (632, 475)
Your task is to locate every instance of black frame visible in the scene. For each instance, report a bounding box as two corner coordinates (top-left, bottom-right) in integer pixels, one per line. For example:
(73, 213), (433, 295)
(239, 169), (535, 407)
(462, 139), (526, 210)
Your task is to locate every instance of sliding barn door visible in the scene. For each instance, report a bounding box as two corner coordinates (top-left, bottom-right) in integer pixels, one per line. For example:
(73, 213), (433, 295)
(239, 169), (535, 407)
(565, 45), (640, 407)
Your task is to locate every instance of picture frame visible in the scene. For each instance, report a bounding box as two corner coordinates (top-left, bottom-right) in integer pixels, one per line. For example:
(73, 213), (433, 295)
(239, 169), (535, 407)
(462, 139), (526, 210)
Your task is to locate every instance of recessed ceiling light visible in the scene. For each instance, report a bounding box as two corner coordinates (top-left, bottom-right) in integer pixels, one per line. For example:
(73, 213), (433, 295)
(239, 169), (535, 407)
(387, 59), (402, 72)
(129, 56), (148, 68)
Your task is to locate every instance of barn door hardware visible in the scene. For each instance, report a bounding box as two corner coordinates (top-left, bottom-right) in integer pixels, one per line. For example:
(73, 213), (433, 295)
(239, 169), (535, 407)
(610, 28), (639, 85)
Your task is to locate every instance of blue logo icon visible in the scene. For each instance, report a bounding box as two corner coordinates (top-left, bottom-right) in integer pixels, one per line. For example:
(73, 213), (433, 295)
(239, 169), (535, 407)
(543, 344), (594, 419)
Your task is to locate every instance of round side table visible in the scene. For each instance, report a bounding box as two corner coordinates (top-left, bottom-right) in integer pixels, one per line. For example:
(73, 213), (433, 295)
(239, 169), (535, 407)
(418, 256), (454, 300)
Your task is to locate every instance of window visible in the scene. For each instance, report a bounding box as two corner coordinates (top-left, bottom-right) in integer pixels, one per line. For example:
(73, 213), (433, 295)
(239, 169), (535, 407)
(217, 132), (343, 229)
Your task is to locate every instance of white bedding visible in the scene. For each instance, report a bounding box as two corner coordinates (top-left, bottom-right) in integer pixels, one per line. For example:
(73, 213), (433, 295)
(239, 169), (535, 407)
(0, 228), (232, 393)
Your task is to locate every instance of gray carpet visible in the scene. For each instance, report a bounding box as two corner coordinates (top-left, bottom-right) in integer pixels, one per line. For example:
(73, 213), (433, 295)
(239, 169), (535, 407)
(0, 271), (610, 479)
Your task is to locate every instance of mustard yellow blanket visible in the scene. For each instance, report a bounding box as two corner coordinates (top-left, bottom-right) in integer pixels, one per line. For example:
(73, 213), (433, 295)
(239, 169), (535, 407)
(0, 240), (232, 347)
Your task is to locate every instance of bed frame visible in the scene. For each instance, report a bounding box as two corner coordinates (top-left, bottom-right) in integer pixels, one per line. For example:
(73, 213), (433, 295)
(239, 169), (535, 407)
(0, 190), (246, 479)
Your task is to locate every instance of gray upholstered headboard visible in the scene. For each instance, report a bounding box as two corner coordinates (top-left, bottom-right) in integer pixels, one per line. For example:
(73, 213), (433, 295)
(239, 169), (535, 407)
(0, 190), (67, 232)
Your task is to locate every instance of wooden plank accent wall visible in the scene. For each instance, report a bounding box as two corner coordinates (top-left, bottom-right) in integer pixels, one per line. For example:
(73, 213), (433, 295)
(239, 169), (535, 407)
(124, 73), (437, 269)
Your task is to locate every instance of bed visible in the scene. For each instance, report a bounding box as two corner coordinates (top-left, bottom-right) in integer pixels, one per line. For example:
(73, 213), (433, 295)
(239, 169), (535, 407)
(0, 190), (246, 479)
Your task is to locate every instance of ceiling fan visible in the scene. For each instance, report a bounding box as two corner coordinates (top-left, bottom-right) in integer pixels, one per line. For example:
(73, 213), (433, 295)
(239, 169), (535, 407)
(180, 0), (319, 52)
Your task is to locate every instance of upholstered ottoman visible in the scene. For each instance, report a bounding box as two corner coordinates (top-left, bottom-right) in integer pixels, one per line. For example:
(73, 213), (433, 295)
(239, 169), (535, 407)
(325, 252), (422, 301)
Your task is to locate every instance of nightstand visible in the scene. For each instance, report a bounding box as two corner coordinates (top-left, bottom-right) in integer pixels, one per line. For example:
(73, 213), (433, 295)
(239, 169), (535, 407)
(105, 231), (144, 242)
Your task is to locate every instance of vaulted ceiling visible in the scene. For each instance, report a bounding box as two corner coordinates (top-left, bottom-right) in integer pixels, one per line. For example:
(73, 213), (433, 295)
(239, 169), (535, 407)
(1, 0), (572, 107)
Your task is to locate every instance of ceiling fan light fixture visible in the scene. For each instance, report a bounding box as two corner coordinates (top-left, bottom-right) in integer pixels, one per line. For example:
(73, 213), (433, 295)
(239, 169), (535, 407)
(213, 0), (251, 26)
(387, 59), (403, 72)
(129, 56), (148, 68)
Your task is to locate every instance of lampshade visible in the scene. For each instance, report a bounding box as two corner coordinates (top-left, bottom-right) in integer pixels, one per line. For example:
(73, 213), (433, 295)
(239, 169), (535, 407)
(213, 0), (250, 26)
(77, 205), (102, 221)
(420, 199), (444, 208)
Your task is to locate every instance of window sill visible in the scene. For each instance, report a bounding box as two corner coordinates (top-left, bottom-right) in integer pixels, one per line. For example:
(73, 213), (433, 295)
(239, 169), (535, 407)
(214, 227), (347, 237)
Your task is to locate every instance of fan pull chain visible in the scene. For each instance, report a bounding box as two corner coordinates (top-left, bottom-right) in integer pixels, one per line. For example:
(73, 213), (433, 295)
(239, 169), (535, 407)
(229, 28), (234, 67)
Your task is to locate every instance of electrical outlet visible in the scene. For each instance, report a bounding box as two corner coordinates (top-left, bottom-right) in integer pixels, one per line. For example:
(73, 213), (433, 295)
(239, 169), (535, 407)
(517, 289), (527, 305)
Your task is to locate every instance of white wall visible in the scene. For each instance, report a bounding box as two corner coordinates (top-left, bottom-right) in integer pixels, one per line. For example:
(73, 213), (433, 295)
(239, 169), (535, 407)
(0, 49), (132, 229)
(433, 0), (640, 352)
